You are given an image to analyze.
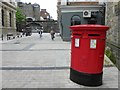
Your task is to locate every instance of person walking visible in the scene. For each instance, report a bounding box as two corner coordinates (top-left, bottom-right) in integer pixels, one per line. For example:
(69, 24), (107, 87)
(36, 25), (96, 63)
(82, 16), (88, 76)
(22, 29), (25, 36)
(38, 29), (43, 38)
(50, 30), (55, 40)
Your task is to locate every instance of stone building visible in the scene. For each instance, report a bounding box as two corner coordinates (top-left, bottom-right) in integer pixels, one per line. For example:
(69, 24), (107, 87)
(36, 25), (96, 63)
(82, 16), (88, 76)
(40, 9), (50, 20)
(17, 2), (40, 21)
(105, 1), (120, 69)
(0, 0), (17, 40)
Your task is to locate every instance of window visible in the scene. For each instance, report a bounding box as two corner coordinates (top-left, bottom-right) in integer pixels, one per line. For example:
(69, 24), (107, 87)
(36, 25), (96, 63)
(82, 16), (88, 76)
(9, 13), (12, 27)
(2, 9), (4, 26)
(71, 15), (81, 26)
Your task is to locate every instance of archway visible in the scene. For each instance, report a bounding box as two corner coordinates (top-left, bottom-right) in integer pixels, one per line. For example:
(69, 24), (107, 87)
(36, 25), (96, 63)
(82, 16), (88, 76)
(26, 22), (43, 33)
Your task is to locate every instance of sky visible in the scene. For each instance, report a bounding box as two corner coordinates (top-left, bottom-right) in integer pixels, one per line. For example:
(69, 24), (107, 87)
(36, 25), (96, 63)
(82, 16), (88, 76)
(21, 0), (57, 20)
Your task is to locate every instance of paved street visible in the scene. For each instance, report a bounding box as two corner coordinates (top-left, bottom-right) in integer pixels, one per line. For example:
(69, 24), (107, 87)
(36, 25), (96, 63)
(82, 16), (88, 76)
(1, 33), (118, 88)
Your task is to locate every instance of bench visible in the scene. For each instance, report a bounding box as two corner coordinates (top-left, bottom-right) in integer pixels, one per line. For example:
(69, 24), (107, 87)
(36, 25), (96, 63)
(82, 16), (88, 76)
(7, 33), (15, 40)
(17, 33), (22, 38)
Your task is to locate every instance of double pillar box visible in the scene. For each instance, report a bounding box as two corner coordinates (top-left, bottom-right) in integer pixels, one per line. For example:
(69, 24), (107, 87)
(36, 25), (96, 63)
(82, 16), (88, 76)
(69, 25), (109, 86)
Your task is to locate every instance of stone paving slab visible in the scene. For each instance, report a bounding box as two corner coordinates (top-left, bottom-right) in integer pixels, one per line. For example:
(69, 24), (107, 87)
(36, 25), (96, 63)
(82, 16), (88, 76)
(1, 88), (119, 90)
(2, 50), (70, 67)
(1, 44), (28, 51)
(30, 43), (70, 50)
(2, 67), (118, 88)
(1, 33), (119, 88)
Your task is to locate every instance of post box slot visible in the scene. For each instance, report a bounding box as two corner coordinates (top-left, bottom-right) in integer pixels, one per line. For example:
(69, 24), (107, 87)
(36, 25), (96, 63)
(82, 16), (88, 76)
(88, 34), (100, 36)
(73, 34), (82, 36)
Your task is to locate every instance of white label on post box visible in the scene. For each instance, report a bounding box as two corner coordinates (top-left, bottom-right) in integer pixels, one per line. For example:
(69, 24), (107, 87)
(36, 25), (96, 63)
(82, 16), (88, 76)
(75, 38), (80, 47)
(90, 39), (97, 49)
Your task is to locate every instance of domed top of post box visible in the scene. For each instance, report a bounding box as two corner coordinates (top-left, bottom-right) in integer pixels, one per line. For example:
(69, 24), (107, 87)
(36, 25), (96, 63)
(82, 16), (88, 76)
(70, 24), (109, 31)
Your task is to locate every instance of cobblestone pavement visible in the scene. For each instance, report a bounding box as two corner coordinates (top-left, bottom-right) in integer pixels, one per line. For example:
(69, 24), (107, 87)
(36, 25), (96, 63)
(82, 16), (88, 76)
(1, 33), (119, 88)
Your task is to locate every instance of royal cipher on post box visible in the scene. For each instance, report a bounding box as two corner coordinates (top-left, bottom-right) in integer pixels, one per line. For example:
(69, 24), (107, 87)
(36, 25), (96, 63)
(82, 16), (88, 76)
(69, 24), (109, 86)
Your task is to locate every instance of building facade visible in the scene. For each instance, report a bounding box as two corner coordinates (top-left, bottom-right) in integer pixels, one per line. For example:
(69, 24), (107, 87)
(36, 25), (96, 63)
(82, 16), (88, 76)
(40, 9), (50, 20)
(0, 0), (17, 40)
(57, 0), (106, 41)
(17, 2), (40, 21)
(105, 1), (120, 69)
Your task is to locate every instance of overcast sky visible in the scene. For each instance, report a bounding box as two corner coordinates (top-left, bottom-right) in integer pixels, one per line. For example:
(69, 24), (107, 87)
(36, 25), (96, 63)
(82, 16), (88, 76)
(21, 0), (57, 20)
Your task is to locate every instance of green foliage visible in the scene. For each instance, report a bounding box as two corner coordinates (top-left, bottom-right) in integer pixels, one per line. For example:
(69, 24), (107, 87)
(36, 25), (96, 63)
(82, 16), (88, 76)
(105, 48), (116, 64)
(16, 7), (26, 23)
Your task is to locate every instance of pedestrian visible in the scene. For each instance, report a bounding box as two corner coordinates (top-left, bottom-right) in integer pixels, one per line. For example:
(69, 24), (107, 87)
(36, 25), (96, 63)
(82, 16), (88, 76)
(50, 30), (55, 40)
(38, 29), (43, 38)
(22, 29), (26, 36)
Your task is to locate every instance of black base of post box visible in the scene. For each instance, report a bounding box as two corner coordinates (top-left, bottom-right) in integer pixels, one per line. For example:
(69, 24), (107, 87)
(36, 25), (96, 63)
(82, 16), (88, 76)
(70, 68), (103, 86)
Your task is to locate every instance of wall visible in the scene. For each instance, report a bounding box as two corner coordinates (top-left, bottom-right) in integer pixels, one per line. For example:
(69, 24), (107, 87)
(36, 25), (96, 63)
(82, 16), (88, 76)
(18, 2), (40, 21)
(105, 1), (120, 69)
(0, 2), (2, 38)
(0, 2), (17, 40)
(26, 20), (59, 33)
(58, 5), (105, 41)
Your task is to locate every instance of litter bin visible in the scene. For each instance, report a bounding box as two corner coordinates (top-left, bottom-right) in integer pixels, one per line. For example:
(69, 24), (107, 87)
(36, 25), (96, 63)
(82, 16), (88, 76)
(69, 24), (109, 86)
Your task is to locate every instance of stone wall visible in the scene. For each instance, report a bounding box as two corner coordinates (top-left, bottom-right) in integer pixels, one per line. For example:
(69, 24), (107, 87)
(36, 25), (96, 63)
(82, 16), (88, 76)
(118, 1), (120, 69)
(67, 2), (99, 6)
(18, 2), (40, 21)
(0, 3), (2, 38)
(26, 20), (59, 33)
(0, 2), (17, 40)
(105, 1), (120, 70)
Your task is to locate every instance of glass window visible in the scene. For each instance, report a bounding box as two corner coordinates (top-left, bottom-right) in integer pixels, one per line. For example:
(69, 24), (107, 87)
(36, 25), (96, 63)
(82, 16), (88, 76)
(2, 9), (4, 26)
(9, 13), (12, 27)
(71, 15), (81, 26)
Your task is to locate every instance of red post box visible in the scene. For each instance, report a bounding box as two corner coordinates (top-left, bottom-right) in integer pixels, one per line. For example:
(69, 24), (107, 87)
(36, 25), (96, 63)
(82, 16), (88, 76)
(69, 24), (109, 86)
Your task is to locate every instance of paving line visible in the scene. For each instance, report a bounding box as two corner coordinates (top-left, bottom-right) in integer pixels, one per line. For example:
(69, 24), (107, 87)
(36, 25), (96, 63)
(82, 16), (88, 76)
(1, 49), (70, 51)
(1, 66), (70, 70)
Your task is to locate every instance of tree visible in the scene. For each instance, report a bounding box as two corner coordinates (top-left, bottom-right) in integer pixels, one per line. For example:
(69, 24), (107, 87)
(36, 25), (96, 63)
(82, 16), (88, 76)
(16, 7), (26, 32)
(16, 7), (26, 23)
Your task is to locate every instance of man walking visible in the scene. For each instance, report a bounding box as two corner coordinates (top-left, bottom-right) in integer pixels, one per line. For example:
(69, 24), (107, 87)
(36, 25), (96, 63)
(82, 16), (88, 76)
(38, 29), (43, 38)
(50, 30), (55, 40)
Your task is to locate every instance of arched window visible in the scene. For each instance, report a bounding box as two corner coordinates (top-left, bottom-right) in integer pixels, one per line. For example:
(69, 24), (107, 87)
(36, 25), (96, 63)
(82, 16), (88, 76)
(9, 12), (12, 27)
(71, 15), (81, 26)
(26, 18), (33, 21)
(2, 9), (4, 26)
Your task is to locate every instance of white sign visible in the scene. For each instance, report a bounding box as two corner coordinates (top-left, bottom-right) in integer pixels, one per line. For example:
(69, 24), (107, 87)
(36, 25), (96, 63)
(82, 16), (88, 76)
(75, 38), (80, 47)
(90, 39), (97, 49)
